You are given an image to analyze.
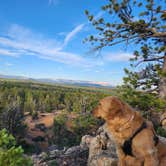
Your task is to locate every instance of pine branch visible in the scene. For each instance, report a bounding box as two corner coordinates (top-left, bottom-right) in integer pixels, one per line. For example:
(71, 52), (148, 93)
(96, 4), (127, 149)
(135, 56), (165, 67)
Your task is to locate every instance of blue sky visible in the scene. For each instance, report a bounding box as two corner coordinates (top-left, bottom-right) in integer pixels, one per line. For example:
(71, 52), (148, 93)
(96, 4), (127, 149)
(0, 0), (133, 86)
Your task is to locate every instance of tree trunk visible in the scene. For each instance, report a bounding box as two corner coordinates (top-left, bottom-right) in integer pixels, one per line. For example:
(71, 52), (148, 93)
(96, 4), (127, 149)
(159, 54), (166, 99)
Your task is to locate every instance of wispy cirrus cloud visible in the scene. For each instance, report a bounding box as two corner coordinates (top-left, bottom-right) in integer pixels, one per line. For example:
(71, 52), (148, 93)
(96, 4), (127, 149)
(103, 52), (133, 62)
(48, 0), (59, 6)
(63, 24), (84, 47)
(93, 11), (105, 20)
(0, 24), (132, 69)
(0, 24), (101, 67)
(59, 11), (105, 46)
(0, 48), (19, 57)
(4, 62), (13, 66)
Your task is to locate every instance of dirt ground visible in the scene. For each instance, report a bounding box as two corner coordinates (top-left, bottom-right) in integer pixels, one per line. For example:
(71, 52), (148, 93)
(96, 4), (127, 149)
(23, 111), (78, 151)
(23, 111), (59, 151)
(23, 111), (78, 152)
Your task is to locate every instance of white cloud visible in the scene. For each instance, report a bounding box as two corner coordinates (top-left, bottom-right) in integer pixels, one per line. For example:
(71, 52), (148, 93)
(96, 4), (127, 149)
(48, 0), (59, 5)
(59, 11), (104, 46)
(4, 62), (13, 66)
(103, 52), (133, 62)
(0, 48), (19, 57)
(0, 24), (132, 70)
(94, 11), (105, 20)
(63, 24), (84, 47)
(91, 81), (110, 86)
(57, 32), (67, 36)
(0, 24), (100, 67)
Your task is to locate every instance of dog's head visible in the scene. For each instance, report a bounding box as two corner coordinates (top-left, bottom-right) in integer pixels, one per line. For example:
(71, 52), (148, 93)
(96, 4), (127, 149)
(93, 96), (125, 121)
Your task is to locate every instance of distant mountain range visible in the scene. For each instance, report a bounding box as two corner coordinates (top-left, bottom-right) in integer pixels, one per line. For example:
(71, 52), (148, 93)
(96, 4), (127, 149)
(0, 74), (114, 88)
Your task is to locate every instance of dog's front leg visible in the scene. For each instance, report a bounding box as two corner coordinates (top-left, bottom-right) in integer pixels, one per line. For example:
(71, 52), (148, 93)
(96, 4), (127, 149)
(117, 146), (126, 166)
(144, 153), (159, 166)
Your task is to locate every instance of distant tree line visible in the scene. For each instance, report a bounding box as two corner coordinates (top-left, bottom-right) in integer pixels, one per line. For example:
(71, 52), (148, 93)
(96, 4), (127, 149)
(0, 80), (109, 136)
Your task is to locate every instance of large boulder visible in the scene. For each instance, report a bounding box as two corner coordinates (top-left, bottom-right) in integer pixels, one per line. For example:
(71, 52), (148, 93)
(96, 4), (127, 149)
(81, 125), (118, 166)
(160, 112), (166, 130)
(36, 145), (88, 166)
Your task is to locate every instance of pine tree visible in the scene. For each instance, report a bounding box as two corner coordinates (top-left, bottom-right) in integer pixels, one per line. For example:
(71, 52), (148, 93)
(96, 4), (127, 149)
(85, 0), (166, 98)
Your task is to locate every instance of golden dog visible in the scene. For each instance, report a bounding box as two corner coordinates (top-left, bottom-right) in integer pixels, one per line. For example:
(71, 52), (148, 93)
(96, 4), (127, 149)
(93, 96), (166, 166)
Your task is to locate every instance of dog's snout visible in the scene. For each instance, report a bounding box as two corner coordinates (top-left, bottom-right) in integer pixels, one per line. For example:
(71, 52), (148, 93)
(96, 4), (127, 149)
(92, 106), (100, 118)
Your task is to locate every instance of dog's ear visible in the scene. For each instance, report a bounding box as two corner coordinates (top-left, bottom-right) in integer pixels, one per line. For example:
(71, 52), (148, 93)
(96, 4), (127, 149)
(108, 97), (125, 118)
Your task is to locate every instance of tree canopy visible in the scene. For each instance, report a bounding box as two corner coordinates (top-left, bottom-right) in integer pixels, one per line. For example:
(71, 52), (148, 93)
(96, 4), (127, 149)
(84, 0), (166, 98)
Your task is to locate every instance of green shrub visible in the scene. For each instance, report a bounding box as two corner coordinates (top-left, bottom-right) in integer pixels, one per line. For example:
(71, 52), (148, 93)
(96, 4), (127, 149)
(72, 114), (98, 133)
(48, 160), (58, 166)
(116, 86), (166, 114)
(53, 112), (99, 148)
(156, 127), (166, 138)
(0, 129), (32, 166)
(53, 112), (74, 147)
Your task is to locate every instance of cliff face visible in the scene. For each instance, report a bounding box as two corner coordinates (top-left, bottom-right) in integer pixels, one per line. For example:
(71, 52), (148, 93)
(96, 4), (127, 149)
(32, 124), (118, 166)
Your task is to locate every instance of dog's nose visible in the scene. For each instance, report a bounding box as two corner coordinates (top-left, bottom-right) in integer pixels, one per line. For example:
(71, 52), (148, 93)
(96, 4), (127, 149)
(92, 108), (100, 118)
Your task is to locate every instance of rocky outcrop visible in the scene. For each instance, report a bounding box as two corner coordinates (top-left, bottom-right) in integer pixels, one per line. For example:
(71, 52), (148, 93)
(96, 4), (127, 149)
(32, 146), (88, 166)
(31, 125), (166, 166)
(160, 112), (166, 129)
(81, 125), (118, 166)
(32, 126), (166, 166)
(32, 124), (118, 166)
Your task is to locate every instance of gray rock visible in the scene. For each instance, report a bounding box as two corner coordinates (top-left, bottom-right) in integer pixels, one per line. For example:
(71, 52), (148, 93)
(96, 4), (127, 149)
(87, 125), (118, 166)
(159, 135), (166, 144)
(160, 112), (166, 129)
(64, 145), (82, 155)
(89, 154), (118, 166)
(48, 145), (58, 151)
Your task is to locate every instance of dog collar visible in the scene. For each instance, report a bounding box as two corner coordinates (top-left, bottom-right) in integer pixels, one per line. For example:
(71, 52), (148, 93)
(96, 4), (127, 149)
(118, 113), (135, 132)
